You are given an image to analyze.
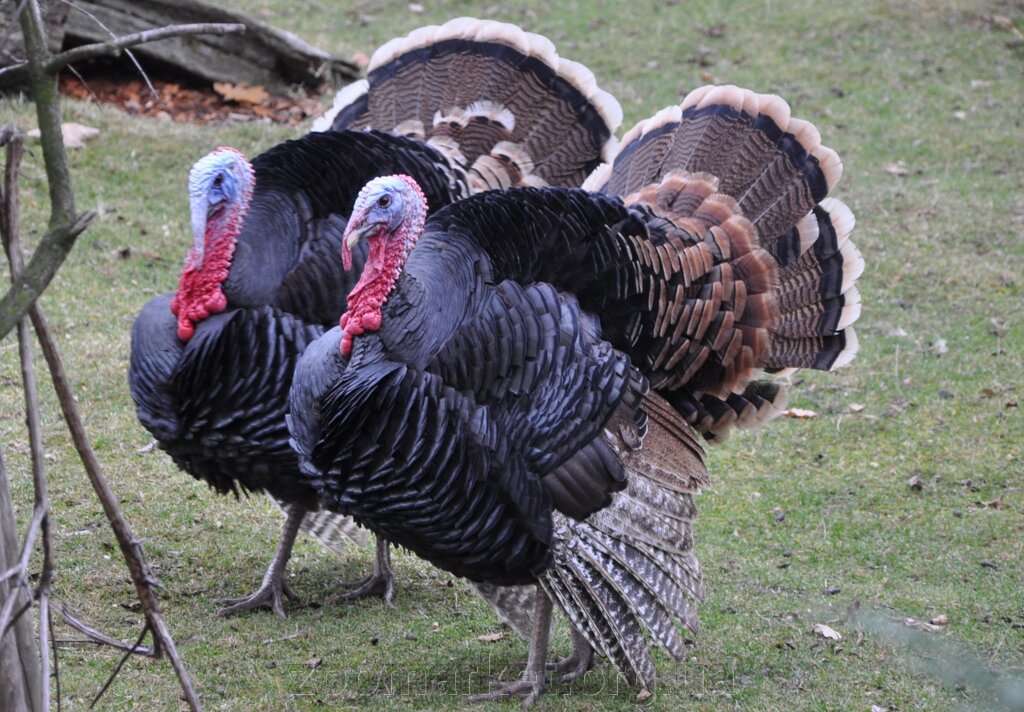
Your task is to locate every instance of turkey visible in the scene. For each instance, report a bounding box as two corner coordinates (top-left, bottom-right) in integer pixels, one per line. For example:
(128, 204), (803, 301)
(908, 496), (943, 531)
(128, 17), (621, 617)
(288, 84), (862, 703)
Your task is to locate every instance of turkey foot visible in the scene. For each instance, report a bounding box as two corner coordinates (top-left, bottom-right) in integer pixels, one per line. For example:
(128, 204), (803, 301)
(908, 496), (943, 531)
(467, 588), (552, 710)
(547, 628), (594, 682)
(330, 535), (394, 606)
(217, 504), (303, 617)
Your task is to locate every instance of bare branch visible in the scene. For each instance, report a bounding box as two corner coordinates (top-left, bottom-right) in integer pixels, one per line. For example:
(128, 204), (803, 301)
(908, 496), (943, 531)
(45, 22), (246, 73)
(39, 593), (50, 711)
(56, 606), (156, 657)
(0, 505), (45, 587)
(0, 209), (94, 339)
(91, 624), (151, 708)
(0, 61), (29, 79)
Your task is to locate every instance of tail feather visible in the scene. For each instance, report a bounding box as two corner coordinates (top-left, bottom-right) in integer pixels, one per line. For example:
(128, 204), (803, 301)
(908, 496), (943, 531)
(315, 17), (621, 190)
(541, 390), (705, 691)
(582, 85), (860, 438)
(541, 542), (656, 689)
(267, 495), (367, 555)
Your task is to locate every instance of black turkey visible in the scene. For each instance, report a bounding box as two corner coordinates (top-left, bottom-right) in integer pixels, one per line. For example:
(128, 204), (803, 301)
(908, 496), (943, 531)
(128, 17), (621, 617)
(288, 84), (862, 703)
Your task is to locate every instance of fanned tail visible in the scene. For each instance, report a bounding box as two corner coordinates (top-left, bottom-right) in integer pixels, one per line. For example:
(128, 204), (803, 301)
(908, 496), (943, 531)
(541, 390), (706, 692)
(267, 495), (367, 556)
(583, 85), (861, 439)
(314, 17), (621, 191)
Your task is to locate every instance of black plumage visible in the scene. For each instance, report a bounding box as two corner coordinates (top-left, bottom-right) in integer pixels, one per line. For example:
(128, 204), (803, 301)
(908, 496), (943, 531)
(128, 17), (622, 616)
(289, 84), (862, 703)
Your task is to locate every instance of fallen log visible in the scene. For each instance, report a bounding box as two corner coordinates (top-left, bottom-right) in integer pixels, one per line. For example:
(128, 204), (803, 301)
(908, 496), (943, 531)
(1, 0), (359, 94)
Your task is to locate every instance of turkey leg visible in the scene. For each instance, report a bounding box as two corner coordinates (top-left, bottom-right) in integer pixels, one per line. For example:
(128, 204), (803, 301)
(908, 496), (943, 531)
(548, 626), (594, 682)
(467, 586), (553, 708)
(330, 534), (394, 606)
(217, 503), (303, 617)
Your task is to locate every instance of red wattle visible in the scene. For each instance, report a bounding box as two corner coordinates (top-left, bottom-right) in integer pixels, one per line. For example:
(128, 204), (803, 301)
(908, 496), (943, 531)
(172, 233), (236, 342)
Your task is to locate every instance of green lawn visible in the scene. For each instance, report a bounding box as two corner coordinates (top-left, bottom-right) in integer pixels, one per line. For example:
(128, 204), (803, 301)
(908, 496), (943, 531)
(2, 0), (1022, 709)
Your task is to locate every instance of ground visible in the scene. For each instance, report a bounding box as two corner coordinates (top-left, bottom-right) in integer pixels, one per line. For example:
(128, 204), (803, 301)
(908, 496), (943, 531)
(1, 0), (1023, 710)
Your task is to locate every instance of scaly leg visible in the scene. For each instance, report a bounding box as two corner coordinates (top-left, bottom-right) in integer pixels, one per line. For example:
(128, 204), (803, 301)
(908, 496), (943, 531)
(468, 586), (553, 709)
(330, 534), (394, 606)
(217, 504), (303, 618)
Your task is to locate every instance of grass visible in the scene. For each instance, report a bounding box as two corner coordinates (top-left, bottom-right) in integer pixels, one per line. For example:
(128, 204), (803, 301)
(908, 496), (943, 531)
(2, 0), (1023, 709)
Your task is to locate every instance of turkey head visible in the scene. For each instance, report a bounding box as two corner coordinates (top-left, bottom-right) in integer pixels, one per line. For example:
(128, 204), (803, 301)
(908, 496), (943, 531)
(170, 147), (254, 341)
(338, 175), (427, 356)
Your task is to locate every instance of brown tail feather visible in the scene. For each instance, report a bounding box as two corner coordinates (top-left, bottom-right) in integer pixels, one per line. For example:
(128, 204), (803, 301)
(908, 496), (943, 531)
(583, 85), (861, 437)
(314, 18), (621, 191)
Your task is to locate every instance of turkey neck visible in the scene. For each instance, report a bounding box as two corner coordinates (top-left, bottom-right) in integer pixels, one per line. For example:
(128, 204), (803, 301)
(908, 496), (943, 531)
(339, 207), (425, 357)
(171, 192), (249, 342)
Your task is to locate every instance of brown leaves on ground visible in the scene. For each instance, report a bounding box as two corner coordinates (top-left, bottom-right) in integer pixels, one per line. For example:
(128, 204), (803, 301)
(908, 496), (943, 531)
(213, 82), (269, 105)
(59, 74), (326, 126)
(476, 632), (505, 643)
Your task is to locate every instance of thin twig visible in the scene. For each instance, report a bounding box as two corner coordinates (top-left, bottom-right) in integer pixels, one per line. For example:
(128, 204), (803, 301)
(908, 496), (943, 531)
(29, 308), (201, 709)
(90, 623), (150, 709)
(0, 61), (29, 78)
(56, 0), (159, 100)
(49, 603), (62, 712)
(56, 605), (156, 657)
(4, 105), (55, 610)
(0, 503), (44, 586)
(39, 592), (50, 711)
(45, 23), (246, 74)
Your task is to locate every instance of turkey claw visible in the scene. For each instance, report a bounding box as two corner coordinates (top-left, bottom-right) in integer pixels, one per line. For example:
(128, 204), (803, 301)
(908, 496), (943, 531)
(467, 677), (545, 710)
(330, 570), (394, 607)
(216, 578), (299, 618)
(547, 643), (594, 683)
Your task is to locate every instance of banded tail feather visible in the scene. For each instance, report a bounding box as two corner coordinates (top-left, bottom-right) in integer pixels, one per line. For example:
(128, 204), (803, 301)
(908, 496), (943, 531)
(584, 84), (861, 439)
(267, 495), (367, 555)
(314, 17), (622, 191)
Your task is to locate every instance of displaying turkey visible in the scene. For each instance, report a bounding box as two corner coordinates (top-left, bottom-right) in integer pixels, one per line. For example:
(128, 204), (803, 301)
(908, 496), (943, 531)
(288, 84), (862, 703)
(128, 17), (621, 617)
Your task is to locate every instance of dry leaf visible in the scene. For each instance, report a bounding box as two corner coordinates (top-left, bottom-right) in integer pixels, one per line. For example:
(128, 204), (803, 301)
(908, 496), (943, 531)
(883, 160), (908, 176)
(953, 110), (968, 121)
(476, 632), (505, 643)
(970, 78), (994, 89)
(930, 614), (949, 626)
(907, 474), (923, 491)
(980, 499), (1001, 509)
(930, 338), (948, 357)
(408, 2), (425, 11)
(813, 623), (842, 640)
(872, 706), (888, 712)
(213, 82), (269, 105)
(783, 407), (818, 419)
(849, 403), (866, 413)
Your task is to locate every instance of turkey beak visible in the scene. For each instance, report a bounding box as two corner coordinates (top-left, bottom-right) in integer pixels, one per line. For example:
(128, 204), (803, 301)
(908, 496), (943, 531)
(341, 216), (379, 271)
(189, 194), (208, 269)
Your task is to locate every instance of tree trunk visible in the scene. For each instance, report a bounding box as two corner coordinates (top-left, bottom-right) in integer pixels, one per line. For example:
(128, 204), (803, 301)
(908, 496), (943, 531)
(0, 452), (42, 712)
